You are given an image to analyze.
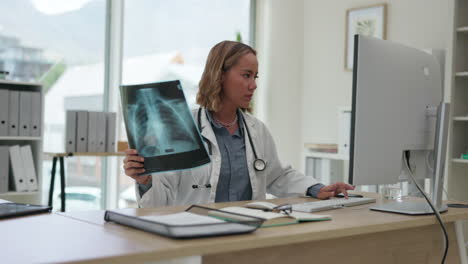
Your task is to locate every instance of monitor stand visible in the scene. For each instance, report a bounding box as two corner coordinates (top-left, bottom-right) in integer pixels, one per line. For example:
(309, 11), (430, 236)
(369, 103), (450, 216)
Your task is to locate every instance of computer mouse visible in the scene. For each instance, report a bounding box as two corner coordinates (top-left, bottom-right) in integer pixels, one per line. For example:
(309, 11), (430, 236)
(336, 193), (363, 198)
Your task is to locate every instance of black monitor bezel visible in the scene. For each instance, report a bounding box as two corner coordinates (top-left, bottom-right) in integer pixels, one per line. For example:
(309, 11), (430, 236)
(349, 34), (359, 185)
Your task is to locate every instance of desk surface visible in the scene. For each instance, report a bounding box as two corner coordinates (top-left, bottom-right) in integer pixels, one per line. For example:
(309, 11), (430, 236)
(61, 195), (468, 263)
(2, 194), (468, 264)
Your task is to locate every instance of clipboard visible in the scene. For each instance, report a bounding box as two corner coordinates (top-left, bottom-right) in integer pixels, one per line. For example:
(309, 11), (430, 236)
(104, 205), (265, 239)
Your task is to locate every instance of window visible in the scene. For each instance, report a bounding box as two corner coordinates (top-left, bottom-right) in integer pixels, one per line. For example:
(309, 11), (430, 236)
(0, 0), (107, 211)
(117, 0), (253, 207)
(0, 0), (254, 210)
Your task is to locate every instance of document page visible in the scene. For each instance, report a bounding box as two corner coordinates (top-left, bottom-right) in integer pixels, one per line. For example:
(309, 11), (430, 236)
(221, 207), (285, 220)
(141, 212), (224, 226)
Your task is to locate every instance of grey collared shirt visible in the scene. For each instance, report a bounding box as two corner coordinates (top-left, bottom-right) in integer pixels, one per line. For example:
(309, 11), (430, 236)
(307, 183), (325, 197)
(206, 110), (253, 202)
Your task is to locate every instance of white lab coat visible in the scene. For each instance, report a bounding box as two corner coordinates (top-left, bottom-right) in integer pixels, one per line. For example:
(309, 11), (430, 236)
(136, 109), (319, 208)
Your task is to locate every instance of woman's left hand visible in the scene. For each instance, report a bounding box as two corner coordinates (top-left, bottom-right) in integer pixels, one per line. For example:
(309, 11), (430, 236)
(316, 182), (355, 200)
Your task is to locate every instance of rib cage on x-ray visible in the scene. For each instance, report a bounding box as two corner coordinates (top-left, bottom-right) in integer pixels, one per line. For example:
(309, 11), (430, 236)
(127, 87), (198, 157)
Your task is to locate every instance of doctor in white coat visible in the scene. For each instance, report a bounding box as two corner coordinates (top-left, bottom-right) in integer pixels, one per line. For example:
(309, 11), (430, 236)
(124, 40), (354, 208)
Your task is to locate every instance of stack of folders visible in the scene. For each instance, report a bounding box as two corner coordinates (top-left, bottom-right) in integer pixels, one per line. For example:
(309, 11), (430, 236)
(0, 89), (42, 137)
(65, 111), (117, 153)
(0, 145), (38, 193)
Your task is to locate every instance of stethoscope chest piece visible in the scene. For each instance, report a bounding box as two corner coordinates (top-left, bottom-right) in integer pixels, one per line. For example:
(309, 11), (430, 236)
(254, 159), (266, 171)
(197, 107), (268, 172)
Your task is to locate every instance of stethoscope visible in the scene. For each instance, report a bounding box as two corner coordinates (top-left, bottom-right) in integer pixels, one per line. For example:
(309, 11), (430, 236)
(192, 108), (267, 189)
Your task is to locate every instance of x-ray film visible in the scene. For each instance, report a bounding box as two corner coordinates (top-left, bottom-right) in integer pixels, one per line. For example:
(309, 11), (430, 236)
(120, 80), (210, 174)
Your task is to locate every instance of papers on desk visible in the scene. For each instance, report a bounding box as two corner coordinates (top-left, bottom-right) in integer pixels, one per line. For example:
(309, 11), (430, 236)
(140, 212), (224, 226)
(211, 201), (331, 227)
(104, 205), (264, 239)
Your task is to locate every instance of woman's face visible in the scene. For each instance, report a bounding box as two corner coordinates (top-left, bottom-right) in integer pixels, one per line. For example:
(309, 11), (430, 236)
(221, 52), (258, 110)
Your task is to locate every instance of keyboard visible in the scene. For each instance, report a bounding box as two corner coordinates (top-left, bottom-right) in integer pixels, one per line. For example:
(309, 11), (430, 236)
(292, 197), (376, 213)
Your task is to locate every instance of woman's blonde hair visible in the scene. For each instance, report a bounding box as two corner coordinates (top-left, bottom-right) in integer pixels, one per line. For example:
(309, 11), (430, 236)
(197, 40), (257, 112)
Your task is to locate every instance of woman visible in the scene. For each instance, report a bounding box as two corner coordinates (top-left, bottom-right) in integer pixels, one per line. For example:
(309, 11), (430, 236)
(123, 40), (353, 207)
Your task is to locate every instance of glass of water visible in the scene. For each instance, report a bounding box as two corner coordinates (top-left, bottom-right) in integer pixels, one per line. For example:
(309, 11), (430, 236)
(381, 184), (402, 201)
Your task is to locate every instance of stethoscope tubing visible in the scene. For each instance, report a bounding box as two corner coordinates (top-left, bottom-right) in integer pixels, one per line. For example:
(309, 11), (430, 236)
(197, 108), (266, 172)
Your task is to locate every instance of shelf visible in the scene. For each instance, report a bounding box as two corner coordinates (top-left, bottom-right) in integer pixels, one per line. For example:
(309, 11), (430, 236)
(0, 191), (39, 196)
(456, 26), (468, 33)
(304, 143), (338, 150)
(0, 136), (41, 141)
(452, 159), (468, 164)
(455, 72), (468, 77)
(0, 80), (41, 86)
(0, 82), (43, 205)
(305, 151), (349, 161)
(454, 116), (468, 121)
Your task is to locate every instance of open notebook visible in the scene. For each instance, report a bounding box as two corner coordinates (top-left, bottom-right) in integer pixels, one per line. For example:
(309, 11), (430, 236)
(209, 201), (331, 227)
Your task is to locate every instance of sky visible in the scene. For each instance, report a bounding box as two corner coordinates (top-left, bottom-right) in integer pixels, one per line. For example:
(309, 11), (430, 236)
(0, 0), (251, 65)
(31, 0), (95, 15)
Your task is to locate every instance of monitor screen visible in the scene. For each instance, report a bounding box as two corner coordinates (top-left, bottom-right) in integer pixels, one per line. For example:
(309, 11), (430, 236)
(349, 35), (442, 186)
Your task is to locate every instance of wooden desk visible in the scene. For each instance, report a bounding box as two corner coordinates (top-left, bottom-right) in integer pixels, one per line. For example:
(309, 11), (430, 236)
(56, 195), (468, 264)
(0, 213), (171, 264)
(2, 195), (468, 264)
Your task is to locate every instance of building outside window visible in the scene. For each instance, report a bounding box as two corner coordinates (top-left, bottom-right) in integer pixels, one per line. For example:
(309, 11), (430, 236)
(118, 0), (253, 208)
(0, 0), (253, 210)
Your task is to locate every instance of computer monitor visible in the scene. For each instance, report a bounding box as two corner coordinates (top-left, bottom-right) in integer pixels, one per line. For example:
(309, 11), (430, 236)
(349, 35), (450, 215)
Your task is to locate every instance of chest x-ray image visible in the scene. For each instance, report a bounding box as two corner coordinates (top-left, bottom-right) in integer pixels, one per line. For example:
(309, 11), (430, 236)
(121, 80), (210, 174)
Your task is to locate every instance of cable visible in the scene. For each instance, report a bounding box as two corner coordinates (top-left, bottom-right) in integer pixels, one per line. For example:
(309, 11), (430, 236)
(441, 187), (463, 204)
(441, 186), (468, 208)
(405, 151), (448, 263)
(405, 151), (448, 264)
(447, 203), (468, 208)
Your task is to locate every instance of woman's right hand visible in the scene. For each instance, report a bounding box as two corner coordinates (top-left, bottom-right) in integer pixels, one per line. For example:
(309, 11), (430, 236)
(123, 149), (152, 185)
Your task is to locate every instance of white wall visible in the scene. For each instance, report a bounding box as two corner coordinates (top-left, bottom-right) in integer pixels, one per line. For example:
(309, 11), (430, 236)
(256, 0), (452, 171)
(255, 0), (305, 169)
(302, 0), (451, 145)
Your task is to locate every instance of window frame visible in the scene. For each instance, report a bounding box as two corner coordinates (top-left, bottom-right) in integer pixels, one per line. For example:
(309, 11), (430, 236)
(103, 0), (256, 209)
